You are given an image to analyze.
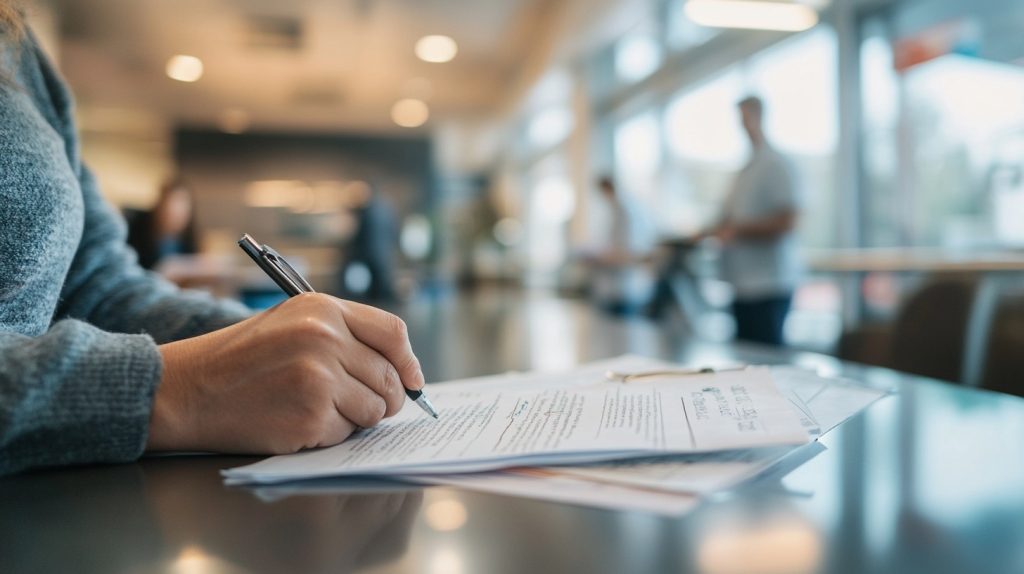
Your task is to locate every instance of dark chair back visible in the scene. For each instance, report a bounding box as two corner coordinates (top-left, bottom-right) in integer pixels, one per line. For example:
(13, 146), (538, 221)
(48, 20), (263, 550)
(888, 278), (978, 383)
(979, 288), (1024, 397)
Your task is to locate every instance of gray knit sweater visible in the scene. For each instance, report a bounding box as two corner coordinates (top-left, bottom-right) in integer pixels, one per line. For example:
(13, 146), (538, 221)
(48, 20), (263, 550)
(0, 29), (250, 475)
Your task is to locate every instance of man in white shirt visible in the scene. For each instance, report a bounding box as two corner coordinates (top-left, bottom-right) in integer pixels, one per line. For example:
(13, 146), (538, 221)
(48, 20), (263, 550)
(707, 96), (802, 345)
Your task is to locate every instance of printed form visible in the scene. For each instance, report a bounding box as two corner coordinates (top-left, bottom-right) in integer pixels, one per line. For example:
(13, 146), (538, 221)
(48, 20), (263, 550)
(224, 369), (810, 484)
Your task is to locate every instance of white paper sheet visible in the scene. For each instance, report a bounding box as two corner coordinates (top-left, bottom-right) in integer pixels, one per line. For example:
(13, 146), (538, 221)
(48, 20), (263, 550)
(223, 365), (810, 484)
(414, 469), (699, 516)
(542, 365), (888, 495)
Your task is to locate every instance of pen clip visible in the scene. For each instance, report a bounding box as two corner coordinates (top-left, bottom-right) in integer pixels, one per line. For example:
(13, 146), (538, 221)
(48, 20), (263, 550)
(261, 245), (315, 293)
(238, 233), (312, 296)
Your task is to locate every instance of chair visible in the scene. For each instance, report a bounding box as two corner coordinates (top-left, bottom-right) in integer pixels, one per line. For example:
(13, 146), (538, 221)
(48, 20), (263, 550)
(836, 277), (978, 384)
(888, 277), (978, 383)
(978, 288), (1024, 397)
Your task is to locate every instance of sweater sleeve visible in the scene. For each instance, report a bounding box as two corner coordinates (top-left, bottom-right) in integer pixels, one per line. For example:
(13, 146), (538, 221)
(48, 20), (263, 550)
(55, 165), (252, 343)
(0, 29), (251, 475)
(0, 322), (162, 475)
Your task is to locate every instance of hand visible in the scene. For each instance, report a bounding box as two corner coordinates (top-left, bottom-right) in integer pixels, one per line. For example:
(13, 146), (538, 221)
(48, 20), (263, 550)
(146, 293), (424, 454)
(714, 224), (738, 245)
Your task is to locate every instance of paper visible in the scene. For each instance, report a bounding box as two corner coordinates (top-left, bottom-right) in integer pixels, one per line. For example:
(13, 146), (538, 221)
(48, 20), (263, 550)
(540, 364), (888, 495)
(551, 446), (800, 495)
(414, 469), (699, 516)
(223, 366), (810, 484)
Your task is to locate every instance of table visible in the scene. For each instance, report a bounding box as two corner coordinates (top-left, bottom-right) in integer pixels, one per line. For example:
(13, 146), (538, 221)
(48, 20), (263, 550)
(809, 248), (1024, 387)
(3, 290), (1024, 574)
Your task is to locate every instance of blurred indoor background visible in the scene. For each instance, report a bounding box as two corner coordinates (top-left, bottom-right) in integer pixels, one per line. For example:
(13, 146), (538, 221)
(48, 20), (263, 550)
(24, 0), (1024, 389)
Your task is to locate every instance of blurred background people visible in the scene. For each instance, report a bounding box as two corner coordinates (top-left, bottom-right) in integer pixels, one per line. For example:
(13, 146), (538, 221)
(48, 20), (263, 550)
(125, 177), (198, 270)
(18, 0), (1024, 388)
(583, 176), (655, 315)
(339, 183), (400, 303)
(703, 96), (801, 346)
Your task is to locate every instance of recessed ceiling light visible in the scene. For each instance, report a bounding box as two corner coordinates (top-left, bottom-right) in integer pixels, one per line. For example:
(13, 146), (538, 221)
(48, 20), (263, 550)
(684, 0), (819, 32)
(415, 35), (458, 63)
(166, 55), (204, 82)
(391, 98), (430, 128)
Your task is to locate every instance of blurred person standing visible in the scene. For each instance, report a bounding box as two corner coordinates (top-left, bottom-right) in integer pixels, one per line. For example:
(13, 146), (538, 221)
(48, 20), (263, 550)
(125, 177), (198, 270)
(704, 96), (802, 345)
(340, 183), (399, 302)
(584, 176), (655, 315)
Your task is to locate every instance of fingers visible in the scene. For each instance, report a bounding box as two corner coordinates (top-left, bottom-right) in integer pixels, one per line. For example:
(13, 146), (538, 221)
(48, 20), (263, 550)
(335, 337), (407, 417)
(332, 370), (389, 429)
(316, 411), (358, 448)
(335, 300), (425, 392)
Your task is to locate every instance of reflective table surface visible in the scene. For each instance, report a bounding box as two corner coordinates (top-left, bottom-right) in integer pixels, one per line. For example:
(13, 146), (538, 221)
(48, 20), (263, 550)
(3, 291), (1024, 574)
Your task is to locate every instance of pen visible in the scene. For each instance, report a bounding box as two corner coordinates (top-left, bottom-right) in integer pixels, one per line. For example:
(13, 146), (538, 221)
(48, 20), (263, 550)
(604, 365), (749, 383)
(238, 233), (440, 419)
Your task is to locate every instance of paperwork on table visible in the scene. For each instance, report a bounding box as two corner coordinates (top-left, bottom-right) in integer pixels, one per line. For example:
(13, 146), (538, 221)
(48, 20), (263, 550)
(542, 364), (888, 495)
(403, 359), (888, 512)
(223, 359), (812, 485)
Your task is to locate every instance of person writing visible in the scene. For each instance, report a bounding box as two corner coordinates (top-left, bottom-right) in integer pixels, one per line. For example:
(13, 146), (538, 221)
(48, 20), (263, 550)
(0, 8), (422, 474)
(702, 96), (802, 346)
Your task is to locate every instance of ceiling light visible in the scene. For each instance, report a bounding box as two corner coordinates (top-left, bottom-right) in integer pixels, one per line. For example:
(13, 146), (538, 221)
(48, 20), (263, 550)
(415, 35), (458, 63)
(166, 55), (204, 82)
(684, 0), (819, 32)
(391, 98), (430, 128)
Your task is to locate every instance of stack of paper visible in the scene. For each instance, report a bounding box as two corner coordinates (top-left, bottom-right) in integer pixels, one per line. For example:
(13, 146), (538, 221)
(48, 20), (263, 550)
(223, 364), (811, 485)
(225, 356), (889, 514)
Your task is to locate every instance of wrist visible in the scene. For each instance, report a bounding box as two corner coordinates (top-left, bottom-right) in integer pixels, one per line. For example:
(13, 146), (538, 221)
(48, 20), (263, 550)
(147, 339), (200, 451)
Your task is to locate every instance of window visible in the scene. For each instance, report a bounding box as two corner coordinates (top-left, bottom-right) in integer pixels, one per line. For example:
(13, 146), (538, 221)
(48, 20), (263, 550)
(664, 66), (747, 230)
(615, 33), (662, 83)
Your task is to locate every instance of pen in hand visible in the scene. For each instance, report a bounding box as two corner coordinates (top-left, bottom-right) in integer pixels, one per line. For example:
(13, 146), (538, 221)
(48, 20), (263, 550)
(238, 233), (440, 420)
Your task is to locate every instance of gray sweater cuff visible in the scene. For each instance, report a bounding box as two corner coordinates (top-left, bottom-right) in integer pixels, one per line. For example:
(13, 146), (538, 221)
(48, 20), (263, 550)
(0, 322), (163, 475)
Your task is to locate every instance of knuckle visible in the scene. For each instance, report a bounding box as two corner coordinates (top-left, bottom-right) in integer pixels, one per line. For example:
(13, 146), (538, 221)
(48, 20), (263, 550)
(359, 397), (387, 428)
(386, 313), (409, 339)
(379, 362), (401, 397)
(296, 317), (337, 345)
(304, 292), (336, 311)
(399, 353), (421, 377)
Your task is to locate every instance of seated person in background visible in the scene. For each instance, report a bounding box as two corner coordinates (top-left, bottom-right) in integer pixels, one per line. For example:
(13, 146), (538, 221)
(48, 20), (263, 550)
(583, 176), (655, 315)
(0, 10), (423, 475)
(124, 177), (198, 270)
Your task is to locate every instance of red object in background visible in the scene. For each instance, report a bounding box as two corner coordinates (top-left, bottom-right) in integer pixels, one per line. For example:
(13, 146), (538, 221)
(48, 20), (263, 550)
(862, 271), (900, 313)
(893, 19), (980, 73)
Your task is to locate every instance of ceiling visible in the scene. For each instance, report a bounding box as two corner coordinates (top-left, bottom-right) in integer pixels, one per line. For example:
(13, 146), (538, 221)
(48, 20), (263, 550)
(52, 0), (553, 136)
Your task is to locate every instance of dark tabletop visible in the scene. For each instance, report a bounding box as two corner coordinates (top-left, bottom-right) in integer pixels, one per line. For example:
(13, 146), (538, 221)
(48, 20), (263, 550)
(3, 291), (1024, 574)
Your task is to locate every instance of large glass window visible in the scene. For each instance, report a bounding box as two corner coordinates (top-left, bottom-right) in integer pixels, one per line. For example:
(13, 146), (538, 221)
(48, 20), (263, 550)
(664, 66), (747, 232)
(749, 27), (839, 250)
(860, 0), (1024, 249)
(524, 154), (574, 285)
(662, 26), (839, 248)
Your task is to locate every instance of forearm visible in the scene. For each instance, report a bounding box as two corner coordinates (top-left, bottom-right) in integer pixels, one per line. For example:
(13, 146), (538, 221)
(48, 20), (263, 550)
(58, 167), (251, 342)
(0, 321), (162, 475)
(731, 211), (797, 240)
(62, 268), (252, 343)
